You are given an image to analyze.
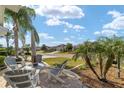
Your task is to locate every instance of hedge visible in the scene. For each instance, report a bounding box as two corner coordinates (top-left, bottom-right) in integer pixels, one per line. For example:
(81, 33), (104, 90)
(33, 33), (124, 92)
(0, 56), (5, 65)
(0, 48), (7, 56)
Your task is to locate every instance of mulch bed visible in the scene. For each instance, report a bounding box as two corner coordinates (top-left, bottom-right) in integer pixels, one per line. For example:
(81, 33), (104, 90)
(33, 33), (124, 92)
(73, 65), (124, 88)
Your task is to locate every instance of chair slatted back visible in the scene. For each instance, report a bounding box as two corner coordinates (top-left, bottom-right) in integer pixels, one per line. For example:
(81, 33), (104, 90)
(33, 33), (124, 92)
(4, 57), (17, 70)
(3, 70), (36, 88)
(57, 60), (68, 74)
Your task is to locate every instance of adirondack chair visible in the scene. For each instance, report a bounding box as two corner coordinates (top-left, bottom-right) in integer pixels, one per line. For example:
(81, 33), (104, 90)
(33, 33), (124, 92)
(4, 56), (25, 71)
(3, 70), (40, 88)
(47, 60), (68, 83)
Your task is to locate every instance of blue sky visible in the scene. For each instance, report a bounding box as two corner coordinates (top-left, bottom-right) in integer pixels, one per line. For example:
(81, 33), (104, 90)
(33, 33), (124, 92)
(1, 5), (124, 47)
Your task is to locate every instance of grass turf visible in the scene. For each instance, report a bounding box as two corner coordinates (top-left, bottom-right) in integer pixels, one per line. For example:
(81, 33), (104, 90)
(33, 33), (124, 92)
(43, 57), (85, 69)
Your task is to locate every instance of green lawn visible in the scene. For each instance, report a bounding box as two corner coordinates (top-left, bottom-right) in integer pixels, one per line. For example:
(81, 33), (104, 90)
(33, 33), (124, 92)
(43, 57), (97, 70)
(36, 50), (44, 54)
(36, 50), (54, 54)
(43, 57), (85, 69)
(54, 51), (74, 54)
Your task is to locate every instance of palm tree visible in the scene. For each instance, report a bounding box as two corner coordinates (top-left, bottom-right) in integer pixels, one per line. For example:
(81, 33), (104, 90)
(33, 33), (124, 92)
(73, 38), (117, 82)
(73, 41), (101, 80)
(29, 24), (39, 63)
(92, 40), (105, 79)
(19, 30), (26, 48)
(100, 37), (115, 80)
(112, 36), (124, 78)
(5, 6), (40, 61)
(99, 36), (124, 79)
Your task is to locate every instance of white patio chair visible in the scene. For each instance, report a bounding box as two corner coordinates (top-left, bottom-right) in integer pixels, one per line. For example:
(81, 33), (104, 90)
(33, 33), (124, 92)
(4, 56), (25, 71)
(47, 60), (68, 83)
(3, 70), (40, 88)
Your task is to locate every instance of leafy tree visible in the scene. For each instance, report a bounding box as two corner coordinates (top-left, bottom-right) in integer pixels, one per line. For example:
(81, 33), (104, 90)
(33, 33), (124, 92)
(41, 44), (48, 51)
(66, 43), (73, 52)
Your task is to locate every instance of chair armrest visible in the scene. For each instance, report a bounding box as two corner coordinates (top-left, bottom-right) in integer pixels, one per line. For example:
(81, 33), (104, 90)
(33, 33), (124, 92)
(18, 65), (25, 70)
(46, 66), (59, 69)
(30, 69), (39, 78)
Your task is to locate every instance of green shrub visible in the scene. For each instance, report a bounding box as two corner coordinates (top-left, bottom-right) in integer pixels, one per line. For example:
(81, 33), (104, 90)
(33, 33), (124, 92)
(0, 48), (7, 56)
(0, 48), (6, 51)
(0, 56), (5, 65)
(10, 50), (16, 56)
(0, 51), (7, 56)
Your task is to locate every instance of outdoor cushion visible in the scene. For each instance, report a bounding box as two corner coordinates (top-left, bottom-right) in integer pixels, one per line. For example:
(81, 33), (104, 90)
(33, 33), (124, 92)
(50, 68), (61, 75)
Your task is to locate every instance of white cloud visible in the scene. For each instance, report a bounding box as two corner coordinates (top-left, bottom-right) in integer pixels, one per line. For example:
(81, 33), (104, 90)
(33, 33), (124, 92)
(73, 25), (85, 32)
(94, 30), (117, 36)
(103, 10), (124, 30)
(64, 22), (84, 31)
(94, 31), (101, 35)
(70, 36), (75, 39)
(103, 16), (124, 30)
(63, 29), (68, 33)
(30, 5), (85, 32)
(64, 38), (70, 41)
(35, 5), (84, 19)
(108, 10), (122, 18)
(63, 21), (73, 28)
(45, 18), (85, 32)
(39, 33), (55, 40)
(45, 17), (61, 26)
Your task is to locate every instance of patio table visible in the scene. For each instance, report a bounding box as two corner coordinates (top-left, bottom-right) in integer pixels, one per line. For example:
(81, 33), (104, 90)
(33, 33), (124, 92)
(25, 63), (46, 72)
(24, 62), (46, 84)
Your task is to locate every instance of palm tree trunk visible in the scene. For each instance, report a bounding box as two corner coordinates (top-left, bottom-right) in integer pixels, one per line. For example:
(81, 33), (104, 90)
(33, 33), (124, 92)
(117, 55), (121, 78)
(31, 31), (36, 63)
(99, 53), (103, 78)
(13, 17), (19, 58)
(83, 55), (101, 80)
(103, 53), (114, 80)
(22, 37), (25, 50)
(5, 35), (9, 56)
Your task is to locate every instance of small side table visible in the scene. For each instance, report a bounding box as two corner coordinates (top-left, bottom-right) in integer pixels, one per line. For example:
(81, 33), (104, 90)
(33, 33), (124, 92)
(25, 63), (46, 85)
